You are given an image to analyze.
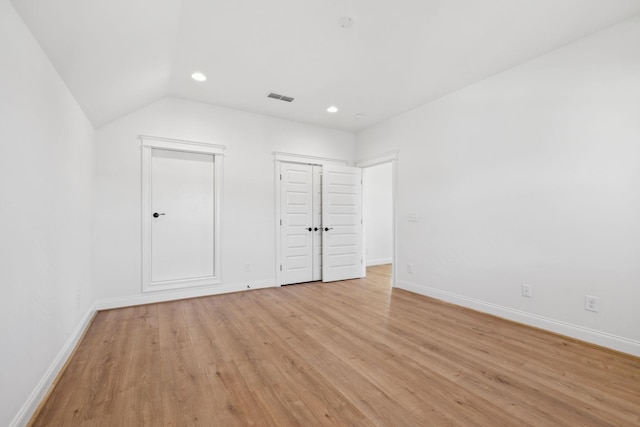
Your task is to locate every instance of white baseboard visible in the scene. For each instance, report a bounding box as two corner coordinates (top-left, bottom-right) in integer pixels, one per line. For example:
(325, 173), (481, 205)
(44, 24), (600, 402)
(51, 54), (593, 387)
(366, 258), (392, 267)
(10, 305), (96, 427)
(397, 280), (640, 357)
(96, 279), (275, 310)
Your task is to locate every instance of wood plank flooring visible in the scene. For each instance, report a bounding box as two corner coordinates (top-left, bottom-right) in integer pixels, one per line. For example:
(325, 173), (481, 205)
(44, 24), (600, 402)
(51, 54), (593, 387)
(31, 265), (640, 426)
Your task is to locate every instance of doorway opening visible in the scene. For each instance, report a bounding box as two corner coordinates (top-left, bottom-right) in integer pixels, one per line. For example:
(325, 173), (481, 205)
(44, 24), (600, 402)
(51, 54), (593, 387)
(358, 151), (398, 287)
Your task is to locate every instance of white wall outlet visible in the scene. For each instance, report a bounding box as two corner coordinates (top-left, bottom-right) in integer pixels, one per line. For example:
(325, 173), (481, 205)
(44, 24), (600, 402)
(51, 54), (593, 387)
(407, 212), (418, 222)
(521, 284), (532, 298)
(407, 263), (414, 274)
(585, 295), (600, 312)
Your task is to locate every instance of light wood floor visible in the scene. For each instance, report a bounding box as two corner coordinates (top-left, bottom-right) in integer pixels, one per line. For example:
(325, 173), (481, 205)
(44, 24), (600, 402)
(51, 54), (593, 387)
(32, 265), (640, 426)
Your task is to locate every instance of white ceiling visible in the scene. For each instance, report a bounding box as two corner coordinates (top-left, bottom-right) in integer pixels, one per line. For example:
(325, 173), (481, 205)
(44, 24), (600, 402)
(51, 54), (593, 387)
(10, 0), (640, 131)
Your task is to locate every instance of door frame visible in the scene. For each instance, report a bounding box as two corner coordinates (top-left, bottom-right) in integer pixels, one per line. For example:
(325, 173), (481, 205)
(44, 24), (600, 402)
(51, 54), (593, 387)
(273, 152), (351, 286)
(140, 135), (225, 292)
(356, 150), (399, 287)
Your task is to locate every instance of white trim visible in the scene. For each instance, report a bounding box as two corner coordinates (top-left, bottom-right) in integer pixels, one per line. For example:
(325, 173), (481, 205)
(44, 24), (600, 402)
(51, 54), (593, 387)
(141, 275), (222, 293)
(141, 138), (224, 293)
(391, 159), (398, 286)
(366, 258), (393, 267)
(397, 279), (640, 357)
(10, 305), (96, 427)
(356, 150), (399, 168)
(139, 135), (226, 155)
(96, 280), (275, 310)
(274, 162), (282, 286)
(273, 151), (351, 166)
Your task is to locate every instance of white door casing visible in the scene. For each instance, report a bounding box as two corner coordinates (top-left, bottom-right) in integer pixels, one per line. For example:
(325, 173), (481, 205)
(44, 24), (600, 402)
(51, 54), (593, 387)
(322, 164), (364, 282)
(141, 136), (224, 292)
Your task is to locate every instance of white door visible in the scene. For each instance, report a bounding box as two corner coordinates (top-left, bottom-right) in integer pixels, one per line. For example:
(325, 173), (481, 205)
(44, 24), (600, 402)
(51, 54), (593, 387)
(150, 149), (215, 283)
(280, 163), (314, 284)
(322, 165), (364, 282)
(312, 165), (323, 281)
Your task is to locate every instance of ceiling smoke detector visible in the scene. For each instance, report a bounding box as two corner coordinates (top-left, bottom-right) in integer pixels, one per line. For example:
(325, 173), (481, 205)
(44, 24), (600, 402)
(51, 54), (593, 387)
(338, 17), (354, 28)
(267, 92), (294, 102)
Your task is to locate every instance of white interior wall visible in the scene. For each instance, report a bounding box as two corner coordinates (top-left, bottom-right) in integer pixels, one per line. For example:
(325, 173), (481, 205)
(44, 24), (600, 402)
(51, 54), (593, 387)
(0, 1), (95, 425)
(356, 15), (640, 355)
(93, 97), (356, 306)
(4, 2), (640, 424)
(363, 163), (393, 266)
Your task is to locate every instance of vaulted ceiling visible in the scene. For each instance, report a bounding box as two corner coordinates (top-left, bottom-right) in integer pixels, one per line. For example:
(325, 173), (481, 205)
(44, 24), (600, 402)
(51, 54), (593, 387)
(10, 0), (640, 131)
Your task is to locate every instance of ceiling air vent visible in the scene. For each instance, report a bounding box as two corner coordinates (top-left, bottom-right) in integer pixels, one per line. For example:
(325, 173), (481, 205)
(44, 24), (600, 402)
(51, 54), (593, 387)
(267, 92), (294, 103)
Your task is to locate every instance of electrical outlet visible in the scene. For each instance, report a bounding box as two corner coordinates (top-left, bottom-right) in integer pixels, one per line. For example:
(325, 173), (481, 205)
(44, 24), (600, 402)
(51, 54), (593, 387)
(407, 263), (413, 274)
(521, 284), (532, 298)
(585, 295), (599, 312)
(244, 262), (251, 272)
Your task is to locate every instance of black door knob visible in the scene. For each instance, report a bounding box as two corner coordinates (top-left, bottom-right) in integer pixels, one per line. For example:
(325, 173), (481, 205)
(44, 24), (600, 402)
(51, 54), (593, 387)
(153, 212), (165, 218)
(324, 227), (333, 231)
(314, 227), (319, 231)
(307, 227), (313, 231)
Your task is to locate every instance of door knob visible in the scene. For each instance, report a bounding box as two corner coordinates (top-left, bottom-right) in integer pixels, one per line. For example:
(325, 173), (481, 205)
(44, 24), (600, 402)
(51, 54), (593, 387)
(153, 212), (166, 218)
(324, 227), (333, 231)
(307, 227), (313, 231)
(314, 227), (319, 231)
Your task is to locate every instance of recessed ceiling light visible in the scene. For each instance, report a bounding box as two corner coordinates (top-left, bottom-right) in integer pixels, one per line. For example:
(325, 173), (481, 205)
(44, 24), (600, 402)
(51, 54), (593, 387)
(191, 72), (207, 82)
(327, 106), (338, 113)
(355, 113), (366, 120)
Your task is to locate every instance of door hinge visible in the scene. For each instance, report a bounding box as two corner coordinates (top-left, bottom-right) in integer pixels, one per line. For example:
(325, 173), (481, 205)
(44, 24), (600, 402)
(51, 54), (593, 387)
(280, 265), (282, 271)
(280, 174), (282, 180)
(280, 219), (282, 226)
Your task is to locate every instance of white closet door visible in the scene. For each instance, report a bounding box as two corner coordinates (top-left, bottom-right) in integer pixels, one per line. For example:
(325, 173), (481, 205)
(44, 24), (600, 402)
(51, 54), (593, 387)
(312, 165), (323, 281)
(280, 163), (314, 284)
(322, 165), (364, 282)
